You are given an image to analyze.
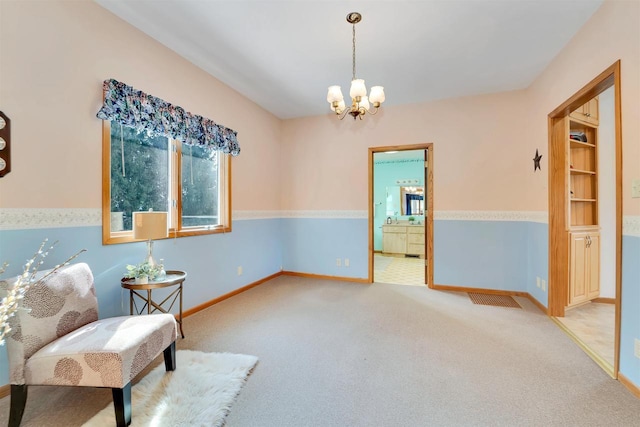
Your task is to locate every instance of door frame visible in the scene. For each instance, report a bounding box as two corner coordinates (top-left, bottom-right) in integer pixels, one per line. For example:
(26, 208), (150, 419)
(368, 143), (434, 287)
(547, 60), (622, 376)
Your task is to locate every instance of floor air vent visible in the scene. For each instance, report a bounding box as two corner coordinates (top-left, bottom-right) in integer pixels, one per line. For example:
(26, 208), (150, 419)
(468, 293), (521, 309)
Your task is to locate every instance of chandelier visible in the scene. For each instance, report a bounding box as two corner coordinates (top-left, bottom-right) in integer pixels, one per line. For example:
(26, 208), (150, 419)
(327, 12), (385, 120)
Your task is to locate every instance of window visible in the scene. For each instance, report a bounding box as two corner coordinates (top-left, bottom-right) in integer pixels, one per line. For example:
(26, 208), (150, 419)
(102, 121), (231, 244)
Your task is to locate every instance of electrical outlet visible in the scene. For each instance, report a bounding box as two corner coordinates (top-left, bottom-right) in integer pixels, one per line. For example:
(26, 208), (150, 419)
(237, 266), (242, 276)
(541, 279), (546, 292)
(634, 338), (640, 359)
(344, 258), (350, 267)
(536, 277), (541, 288)
(336, 258), (341, 267)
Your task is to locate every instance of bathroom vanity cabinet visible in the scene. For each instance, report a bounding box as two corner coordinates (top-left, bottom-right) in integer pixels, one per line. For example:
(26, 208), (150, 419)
(382, 224), (425, 257)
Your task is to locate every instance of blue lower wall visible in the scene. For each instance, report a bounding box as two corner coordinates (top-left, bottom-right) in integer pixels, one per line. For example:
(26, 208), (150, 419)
(281, 218), (545, 292)
(433, 220), (529, 291)
(1, 217), (637, 391)
(0, 218), (283, 385)
(281, 218), (369, 278)
(527, 222), (549, 307)
(620, 235), (640, 386)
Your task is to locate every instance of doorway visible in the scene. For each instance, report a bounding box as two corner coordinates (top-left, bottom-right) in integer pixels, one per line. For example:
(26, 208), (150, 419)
(368, 144), (434, 287)
(547, 61), (621, 377)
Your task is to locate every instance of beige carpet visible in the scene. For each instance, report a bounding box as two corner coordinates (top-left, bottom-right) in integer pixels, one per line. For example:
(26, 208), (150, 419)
(1, 275), (639, 426)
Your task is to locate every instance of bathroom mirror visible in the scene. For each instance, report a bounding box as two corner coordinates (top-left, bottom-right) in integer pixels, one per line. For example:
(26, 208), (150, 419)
(386, 186), (424, 216)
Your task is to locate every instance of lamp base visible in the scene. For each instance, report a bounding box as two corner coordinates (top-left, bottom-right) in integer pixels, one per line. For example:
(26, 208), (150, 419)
(143, 240), (159, 267)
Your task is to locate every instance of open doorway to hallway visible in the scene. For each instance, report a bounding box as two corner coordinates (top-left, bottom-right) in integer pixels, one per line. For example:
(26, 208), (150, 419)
(368, 144), (433, 287)
(547, 62), (621, 378)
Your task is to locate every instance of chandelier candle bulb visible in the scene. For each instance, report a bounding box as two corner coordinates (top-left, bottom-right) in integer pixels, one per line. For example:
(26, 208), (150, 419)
(369, 86), (385, 105)
(349, 79), (367, 99)
(327, 85), (344, 103)
(360, 95), (370, 112)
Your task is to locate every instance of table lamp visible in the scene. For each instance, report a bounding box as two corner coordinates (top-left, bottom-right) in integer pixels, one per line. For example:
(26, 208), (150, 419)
(133, 210), (168, 267)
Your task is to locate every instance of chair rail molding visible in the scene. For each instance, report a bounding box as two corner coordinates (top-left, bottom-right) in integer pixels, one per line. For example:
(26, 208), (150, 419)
(0, 208), (101, 230)
(623, 215), (640, 237)
(7, 209), (632, 230)
(434, 211), (548, 223)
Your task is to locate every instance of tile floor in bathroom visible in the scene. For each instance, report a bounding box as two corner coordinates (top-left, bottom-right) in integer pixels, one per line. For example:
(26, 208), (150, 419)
(374, 253), (425, 286)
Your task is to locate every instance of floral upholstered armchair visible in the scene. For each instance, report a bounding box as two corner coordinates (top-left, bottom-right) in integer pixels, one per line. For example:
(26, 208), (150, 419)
(4, 262), (178, 426)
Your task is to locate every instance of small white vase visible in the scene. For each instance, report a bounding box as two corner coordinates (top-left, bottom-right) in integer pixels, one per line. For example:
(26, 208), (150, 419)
(135, 276), (148, 285)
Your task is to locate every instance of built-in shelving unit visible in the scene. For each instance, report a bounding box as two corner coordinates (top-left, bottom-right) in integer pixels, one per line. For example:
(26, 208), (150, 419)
(568, 119), (598, 228)
(567, 98), (600, 308)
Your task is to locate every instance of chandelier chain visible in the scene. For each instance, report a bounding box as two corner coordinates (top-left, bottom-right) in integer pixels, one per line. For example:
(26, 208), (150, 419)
(352, 23), (356, 81)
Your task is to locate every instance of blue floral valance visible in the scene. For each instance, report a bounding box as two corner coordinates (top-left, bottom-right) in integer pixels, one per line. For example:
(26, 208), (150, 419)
(96, 79), (240, 156)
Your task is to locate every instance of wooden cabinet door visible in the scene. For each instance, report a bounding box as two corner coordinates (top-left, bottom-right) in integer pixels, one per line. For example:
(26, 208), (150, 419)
(569, 233), (588, 306)
(569, 98), (599, 126)
(587, 232), (600, 299)
(585, 97), (599, 125)
(568, 231), (600, 307)
(382, 226), (407, 254)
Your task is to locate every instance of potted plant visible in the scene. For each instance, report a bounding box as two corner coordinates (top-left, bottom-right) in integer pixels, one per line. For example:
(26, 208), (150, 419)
(125, 262), (162, 284)
(408, 216), (416, 224)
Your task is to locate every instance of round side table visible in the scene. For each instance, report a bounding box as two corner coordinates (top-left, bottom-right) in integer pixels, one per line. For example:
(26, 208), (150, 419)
(121, 270), (187, 338)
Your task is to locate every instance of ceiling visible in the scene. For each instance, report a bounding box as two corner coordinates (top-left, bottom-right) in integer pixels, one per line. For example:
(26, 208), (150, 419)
(94, 0), (603, 120)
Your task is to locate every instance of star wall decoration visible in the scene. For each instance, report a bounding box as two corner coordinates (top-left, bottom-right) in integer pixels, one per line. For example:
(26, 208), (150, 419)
(533, 149), (542, 172)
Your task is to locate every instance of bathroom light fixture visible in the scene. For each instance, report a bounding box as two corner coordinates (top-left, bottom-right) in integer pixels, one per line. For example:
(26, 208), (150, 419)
(326, 12), (385, 120)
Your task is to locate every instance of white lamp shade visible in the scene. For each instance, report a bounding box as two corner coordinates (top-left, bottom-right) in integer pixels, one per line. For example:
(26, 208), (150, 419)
(331, 99), (346, 113)
(350, 79), (367, 99)
(133, 211), (168, 240)
(360, 95), (370, 111)
(369, 86), (385, 104)
(327, 85), (344, 103)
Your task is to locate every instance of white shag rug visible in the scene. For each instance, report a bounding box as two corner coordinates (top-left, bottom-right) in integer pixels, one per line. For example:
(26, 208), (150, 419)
(83, 350), (258, 427)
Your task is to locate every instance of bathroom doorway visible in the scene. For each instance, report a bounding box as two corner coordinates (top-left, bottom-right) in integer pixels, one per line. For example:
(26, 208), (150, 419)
(368, 144), (433, 287)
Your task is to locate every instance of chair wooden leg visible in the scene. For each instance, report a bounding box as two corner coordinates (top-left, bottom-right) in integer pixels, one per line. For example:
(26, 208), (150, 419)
(112, 383), (131, 427)
(9, 384), (28, 427)
(163, 341), (176, 371)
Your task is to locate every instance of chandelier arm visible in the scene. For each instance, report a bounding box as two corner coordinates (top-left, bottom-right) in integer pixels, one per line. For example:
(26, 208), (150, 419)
(338, 108), (352, 120)
(363, 106), (380, 116)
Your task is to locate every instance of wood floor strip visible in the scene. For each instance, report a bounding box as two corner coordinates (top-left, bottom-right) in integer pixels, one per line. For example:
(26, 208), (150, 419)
(0, 384), (8, 399)
(619, 373), (640, 399)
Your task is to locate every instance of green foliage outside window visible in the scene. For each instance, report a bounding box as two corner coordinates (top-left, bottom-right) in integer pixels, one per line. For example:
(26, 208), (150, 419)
(110, 124), (169, 231)
(181, 144), (219, 227)
(109, 124), (220, 232)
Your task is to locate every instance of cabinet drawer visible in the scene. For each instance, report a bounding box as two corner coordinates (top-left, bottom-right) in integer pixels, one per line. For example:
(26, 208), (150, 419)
(382, 226), (406, 233)
(408, 233), (423, 244)
(407, 243), (425, 255)
(407, 226), (424, 234)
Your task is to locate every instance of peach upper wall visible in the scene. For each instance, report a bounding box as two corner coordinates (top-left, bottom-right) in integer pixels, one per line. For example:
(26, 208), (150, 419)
(281, 90), (529, 211)
(524, 0), (639, 216)
(282, 0), (639, 215)
(0, 0), (281, 211)
(1, 0), (636, 216)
